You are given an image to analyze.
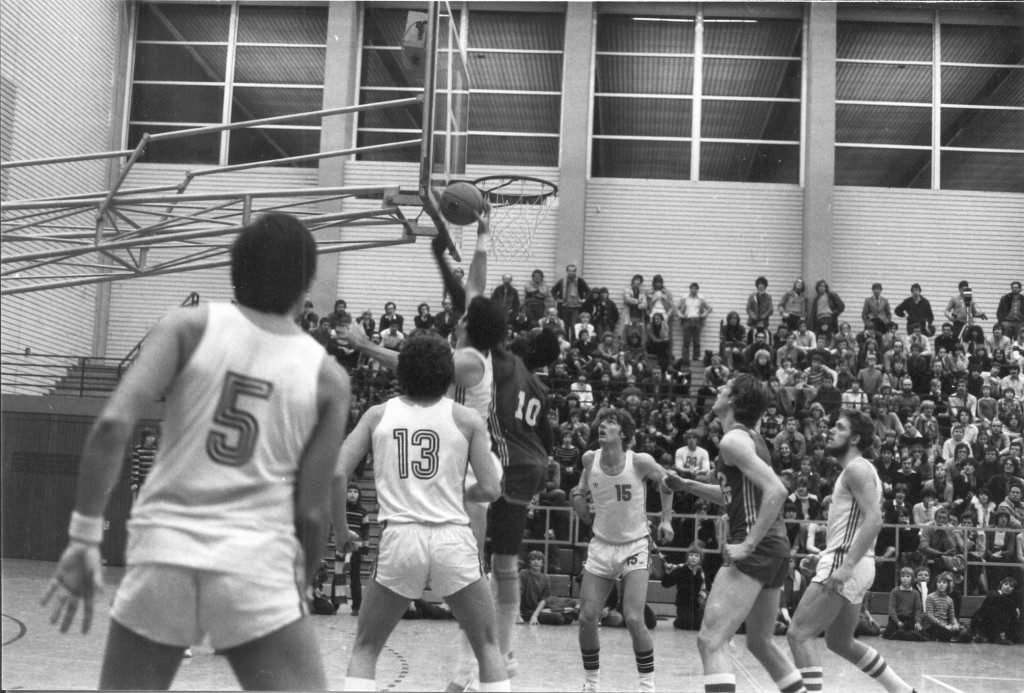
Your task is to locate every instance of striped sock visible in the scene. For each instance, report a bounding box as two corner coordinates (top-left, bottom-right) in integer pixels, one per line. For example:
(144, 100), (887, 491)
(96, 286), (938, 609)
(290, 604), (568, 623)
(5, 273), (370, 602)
(800, 666), (824, 691)
(856, 647), (911, 692)
(775, 670), (807, 693)
(342, 677), (375, 692)
(705, 672), (736, 693)
(582, 647), (600, 672)
(635, 649), (654, 674)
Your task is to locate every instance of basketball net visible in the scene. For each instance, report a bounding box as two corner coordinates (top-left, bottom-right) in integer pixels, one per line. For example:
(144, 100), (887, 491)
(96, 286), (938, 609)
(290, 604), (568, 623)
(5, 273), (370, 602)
(474, 175), (558, 258)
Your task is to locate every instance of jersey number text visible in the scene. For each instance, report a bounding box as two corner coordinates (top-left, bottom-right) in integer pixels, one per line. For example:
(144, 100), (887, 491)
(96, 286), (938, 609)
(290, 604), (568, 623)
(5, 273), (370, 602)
(393, 428), (440, 479)
(614, 484), (632, 501)
(207, 372), (273, 466)
(515, 391), (542, 426)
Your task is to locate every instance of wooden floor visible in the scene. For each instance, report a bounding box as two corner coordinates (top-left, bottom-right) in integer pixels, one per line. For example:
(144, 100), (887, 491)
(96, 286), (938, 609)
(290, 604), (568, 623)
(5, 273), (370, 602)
(3, 559), (1021, 692)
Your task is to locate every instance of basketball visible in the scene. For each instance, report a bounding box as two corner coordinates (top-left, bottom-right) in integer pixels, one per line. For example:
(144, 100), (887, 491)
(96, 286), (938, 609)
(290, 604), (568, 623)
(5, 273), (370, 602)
(439, 182), (485, 226)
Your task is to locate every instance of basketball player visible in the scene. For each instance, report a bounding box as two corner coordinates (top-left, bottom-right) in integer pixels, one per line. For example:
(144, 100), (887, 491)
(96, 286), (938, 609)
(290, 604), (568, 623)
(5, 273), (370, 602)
(334, 333), (509, 693)
(571, 409), (675, 693)
(41, 213), (352, 690)
(786, 410), (915, 693)
(663, 374), (806, 693)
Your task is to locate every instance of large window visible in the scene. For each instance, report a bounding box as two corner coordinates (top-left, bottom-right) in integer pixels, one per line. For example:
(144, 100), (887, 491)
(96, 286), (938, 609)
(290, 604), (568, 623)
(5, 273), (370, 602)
(593, 7), (803, 183)
(357, 7), (564, 167)
(836, 11), (1023, 192)
(128, 2), (328, 167)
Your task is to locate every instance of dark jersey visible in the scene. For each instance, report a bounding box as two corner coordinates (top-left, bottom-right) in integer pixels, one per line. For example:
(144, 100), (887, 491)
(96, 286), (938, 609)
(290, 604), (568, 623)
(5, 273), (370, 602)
(714, 425), (790, 557)
(489, 348), (552, 501)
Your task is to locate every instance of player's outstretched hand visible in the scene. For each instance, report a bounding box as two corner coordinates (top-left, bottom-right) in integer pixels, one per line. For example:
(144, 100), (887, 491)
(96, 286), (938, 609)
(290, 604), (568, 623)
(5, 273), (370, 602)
(660, 471), (687, 494)
(474, 201), (492, 230)
(41, 540), (103, 634)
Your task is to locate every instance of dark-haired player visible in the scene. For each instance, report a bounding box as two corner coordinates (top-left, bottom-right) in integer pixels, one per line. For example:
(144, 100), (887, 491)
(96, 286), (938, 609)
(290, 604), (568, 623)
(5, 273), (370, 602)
(335, 333), (507, 692)
(42, 213), (352, 690)
(786, 410), (915, 693)
(571, 409), (674, 693)
(664, 373), (804, 693)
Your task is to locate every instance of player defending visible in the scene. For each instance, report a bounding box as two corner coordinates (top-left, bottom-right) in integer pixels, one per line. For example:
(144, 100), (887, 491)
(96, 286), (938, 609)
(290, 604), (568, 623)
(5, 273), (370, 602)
(786, 410), (915, 693)
(335, 333), (509, 692)
(41, 213), (351, 690)
(663, 374), (805, 693)
(571, 409), (675, 693)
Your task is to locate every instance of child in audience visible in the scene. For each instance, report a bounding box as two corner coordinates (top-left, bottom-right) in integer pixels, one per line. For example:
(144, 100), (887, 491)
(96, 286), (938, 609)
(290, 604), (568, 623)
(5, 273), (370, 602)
(922, 572), (968, 642)
(882, 567), (927, 641)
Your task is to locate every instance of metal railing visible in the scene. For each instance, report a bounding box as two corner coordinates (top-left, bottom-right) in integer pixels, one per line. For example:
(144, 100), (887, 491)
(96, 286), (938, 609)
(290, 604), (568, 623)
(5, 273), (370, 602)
(0, 353), (126, 397)
(117, 291), (200, 377)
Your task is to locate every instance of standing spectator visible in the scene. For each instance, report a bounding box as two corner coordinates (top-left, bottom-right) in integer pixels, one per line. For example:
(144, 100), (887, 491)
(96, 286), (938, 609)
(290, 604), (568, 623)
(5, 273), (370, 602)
(378, 301), (404, 334)
(777, 278), (809, 332)
(646, 274), (675, 323)
(809, 280), (845, 336)
(622, 274), (649, 338)
(660, 547), (707, 631)
(339, 483), (370, 616)
(861, 283), (893, 334)
(945, 280), (987, 343)
(588, 288), (621, 338)
(523, 269), (551, 326)
(551, 264), (590, 328)
(646, 313), (672, 370)
(997, 280), (1024, 341)
(413, 303), (435, 332)
(129, 428), (158, 501)
(677, 283), (712, 365)
(746, 275), (774, 330)
(895, 283), (936, 336)
(490, 274), (521, 323)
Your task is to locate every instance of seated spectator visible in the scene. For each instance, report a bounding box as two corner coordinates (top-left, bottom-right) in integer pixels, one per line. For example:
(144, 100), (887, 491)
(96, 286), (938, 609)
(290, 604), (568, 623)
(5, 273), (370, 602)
(919, 506), (965, 582)
(673, 430), (710, 480)
(958, 512), (989, 596)
(519, 551), (578, 625)
(841, 378), (869, 412)
(660, 546), (707, 630)
(912, 487), (940, 527)
(378, 301), (404, 333)
(553, 431), (582, 495)
(922, 572), (969, 642)
(380, 322), (405, 351)
(882, 566), (928, 641)
(788, 477), (820, 522)
(720, 310), (746, 369)
(357, 309), (376, 338)
(801, 355), (839, 403)
(773, 417), (808, 460)
(645, 312), (672, 370)
(759, 402), (785, 445)
(951, 458), (978, 515)
(985, 510), (1020, 587)
(987, 458), (1024, 506)
(748, 348), (774, 381)
(412, 302), (435, 331)
(923, 465), (955, 506)
(572, 312), (599, 356)
(997, 482), (1024, 528)
(741, 329), (773, 368)
(969, 577), (1021, 644)
(402, 598), (456, 621)
(772, 442), (799, 476)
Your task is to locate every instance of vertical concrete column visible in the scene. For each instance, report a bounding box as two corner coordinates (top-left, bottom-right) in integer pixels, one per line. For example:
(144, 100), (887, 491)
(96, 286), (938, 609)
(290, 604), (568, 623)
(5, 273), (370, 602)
(802, 3), (837, 285)
(311, 2), (360, 313)
(556, 2), (595, 272)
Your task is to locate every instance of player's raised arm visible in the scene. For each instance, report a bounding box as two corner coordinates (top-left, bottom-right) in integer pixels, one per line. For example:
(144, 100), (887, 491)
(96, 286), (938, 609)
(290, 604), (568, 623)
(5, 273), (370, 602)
(721, 432), (788, 555)
(663, 470), (726, 506)
(294, 359), (352, 588)
(42, 306), (204, 633)
(635, 452), (675, 543)
(456, 405), (501, 503)
(335, 322), (398, 371)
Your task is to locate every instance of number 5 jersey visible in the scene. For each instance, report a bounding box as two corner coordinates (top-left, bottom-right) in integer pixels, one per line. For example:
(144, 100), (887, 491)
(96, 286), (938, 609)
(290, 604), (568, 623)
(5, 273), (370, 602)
(128, 302), (325, 573)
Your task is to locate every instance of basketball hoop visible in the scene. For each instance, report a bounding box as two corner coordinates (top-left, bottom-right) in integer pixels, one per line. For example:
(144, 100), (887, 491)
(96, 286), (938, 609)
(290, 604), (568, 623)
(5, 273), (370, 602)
(474, 175), (558, 258)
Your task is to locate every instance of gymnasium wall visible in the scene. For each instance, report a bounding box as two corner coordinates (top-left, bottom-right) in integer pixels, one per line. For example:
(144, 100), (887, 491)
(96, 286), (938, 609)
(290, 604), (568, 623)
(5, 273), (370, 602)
(830, 187), (1024, 335)
(584, 179), (805, 351)
(0, 0), (127, 356)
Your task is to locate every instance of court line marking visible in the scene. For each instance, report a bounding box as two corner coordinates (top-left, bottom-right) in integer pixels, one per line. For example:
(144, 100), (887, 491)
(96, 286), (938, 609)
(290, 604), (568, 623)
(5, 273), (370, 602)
(923, 674), (967, 693)
(1, 614), (28, 647)
(936, 676), (1024, 682)
(729, 646), (766, 692)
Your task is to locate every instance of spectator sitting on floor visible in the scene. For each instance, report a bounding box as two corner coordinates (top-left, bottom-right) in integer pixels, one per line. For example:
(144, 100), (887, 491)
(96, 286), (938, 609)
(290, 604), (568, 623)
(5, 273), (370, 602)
(922, 572), (969, 642)
(882, 566), (927, 641)
(519, 551), (579, 625)
(970, 577), (1022, 644)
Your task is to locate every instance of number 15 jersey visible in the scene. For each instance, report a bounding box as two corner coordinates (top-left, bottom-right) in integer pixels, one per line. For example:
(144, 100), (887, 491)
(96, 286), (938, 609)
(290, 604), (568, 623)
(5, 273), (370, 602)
(373, 397), (471, 526)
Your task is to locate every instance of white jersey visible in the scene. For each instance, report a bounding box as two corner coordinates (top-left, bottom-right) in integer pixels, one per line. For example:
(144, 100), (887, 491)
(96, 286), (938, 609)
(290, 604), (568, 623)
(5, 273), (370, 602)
(128, 303), (325, 573)
(373, 397), (471, 525)
(447, 346), (493, 423)
(589, 450), (649, 544)
(821, 456), (882, 561)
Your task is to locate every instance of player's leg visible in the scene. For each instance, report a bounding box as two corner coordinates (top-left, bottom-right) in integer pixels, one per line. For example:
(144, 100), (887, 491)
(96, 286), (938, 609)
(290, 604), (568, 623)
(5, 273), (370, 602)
(696, 565), (763, 692)
(821, 597), (913, 693)
(742, 587), (805, 693)
(223, 618), (327, 691)
(344, 579), (414, 688)
(577, 568), (617, 691)
(444, 578), (509, 688)
(99, 619), (186, 690)
(785, 582), (845, 691)
(620, 567), (656, 691)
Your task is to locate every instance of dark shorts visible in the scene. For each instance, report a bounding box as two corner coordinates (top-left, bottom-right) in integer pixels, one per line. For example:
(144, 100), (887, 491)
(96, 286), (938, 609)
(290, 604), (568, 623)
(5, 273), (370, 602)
(733, 551), (790, 590)
(500, 463), (547, 504)
(486, 497), (530, 556)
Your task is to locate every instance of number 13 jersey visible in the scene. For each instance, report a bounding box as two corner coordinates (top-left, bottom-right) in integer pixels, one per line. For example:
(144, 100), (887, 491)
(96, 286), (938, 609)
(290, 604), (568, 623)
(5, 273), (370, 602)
(373, 397), (470, 525)
(128, 302), (325, 573)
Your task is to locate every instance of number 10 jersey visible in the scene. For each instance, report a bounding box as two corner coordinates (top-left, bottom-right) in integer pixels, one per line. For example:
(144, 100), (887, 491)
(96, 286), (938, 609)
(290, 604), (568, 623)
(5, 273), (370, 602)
(373, 397), (471, 525)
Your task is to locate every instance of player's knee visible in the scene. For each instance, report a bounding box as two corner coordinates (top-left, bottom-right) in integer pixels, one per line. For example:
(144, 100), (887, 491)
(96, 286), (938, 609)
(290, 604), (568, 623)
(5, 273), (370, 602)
(786, 621), (812, 648)
(623, 611), (646, 634)
(824, 629), (856, 657)
(578, 608), (601, 630)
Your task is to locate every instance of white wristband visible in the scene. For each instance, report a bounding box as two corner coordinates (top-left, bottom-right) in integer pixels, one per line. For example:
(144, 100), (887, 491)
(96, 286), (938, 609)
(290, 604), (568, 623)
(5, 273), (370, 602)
(68, 511), (103, 544)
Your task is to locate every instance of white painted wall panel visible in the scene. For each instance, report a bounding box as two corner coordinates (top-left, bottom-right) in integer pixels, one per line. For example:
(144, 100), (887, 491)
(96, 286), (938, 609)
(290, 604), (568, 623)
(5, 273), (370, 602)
(0, 0), (124, 356)
(832, 187), (1024, 335)
(585, 179), (804, 355)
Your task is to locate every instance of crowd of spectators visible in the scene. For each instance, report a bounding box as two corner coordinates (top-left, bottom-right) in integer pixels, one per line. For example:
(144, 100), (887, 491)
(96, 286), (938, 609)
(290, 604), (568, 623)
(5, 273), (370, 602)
(300, 273), (1024, 641)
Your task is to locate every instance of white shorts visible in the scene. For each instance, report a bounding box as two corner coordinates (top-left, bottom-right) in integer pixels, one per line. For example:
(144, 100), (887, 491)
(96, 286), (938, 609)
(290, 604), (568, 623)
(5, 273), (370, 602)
(812, 552), (876, 604)
(110, 563), (304, 650)
(583, 536), (650, 580)
(374, 523), (482, 599)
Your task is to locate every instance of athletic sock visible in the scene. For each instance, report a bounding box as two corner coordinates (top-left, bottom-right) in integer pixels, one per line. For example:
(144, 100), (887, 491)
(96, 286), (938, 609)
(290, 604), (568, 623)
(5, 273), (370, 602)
(775, 669), (807, 693)
(635, 649), (654, 675)
(478, 680), (510, 692)
(343, 676), (375, 692)
(705, 672), (736, 693)
(582, 647), (600, 686)
(856, 647), (910, 693)
(799, 666), (824, 692)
